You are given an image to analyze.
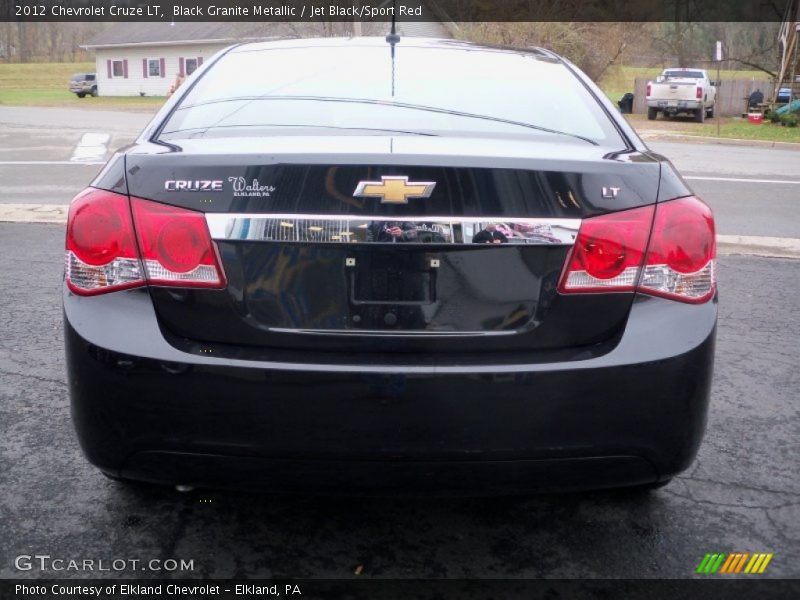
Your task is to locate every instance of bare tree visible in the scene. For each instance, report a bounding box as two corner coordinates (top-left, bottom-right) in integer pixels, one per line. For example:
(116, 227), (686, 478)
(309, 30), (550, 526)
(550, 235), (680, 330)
(458, 22), (653, 82)
(17, 22), (30, 62)
(709, 22), (779, 77)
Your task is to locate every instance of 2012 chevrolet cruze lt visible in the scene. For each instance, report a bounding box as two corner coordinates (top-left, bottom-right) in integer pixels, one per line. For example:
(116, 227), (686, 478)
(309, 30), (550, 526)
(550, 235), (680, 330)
(64, 38), (716, 494)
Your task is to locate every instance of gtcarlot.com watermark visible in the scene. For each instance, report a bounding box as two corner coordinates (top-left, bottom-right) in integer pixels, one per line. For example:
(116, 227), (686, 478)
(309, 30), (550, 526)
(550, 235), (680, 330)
(14, 554), (194, 572)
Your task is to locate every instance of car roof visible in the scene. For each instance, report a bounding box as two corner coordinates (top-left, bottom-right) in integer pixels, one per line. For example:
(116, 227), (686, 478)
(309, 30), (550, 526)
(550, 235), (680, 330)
(230, 36), (559, 60)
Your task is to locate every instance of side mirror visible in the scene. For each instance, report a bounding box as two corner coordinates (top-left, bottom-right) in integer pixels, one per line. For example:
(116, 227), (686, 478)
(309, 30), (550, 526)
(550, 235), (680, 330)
(656, 75), (665, 83)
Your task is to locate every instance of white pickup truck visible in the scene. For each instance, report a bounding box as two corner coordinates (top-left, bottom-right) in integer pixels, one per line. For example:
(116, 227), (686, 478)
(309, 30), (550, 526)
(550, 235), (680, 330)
(645, 68), (718, 122)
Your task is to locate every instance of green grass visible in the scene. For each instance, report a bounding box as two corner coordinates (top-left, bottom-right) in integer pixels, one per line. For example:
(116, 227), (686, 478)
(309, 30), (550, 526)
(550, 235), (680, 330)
(689, 120), (800, 142)
(599, 65), (767, 103)
(0, 62), (164, 111)
(626, 114), (800, 142)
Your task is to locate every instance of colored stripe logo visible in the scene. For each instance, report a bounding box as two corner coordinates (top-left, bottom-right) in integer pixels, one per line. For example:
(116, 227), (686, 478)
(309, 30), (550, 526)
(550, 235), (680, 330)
(697, 552), (773, 574)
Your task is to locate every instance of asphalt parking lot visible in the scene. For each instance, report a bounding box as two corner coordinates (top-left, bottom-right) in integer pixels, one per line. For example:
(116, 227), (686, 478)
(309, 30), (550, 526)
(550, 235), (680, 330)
(0, 221), (798, 579)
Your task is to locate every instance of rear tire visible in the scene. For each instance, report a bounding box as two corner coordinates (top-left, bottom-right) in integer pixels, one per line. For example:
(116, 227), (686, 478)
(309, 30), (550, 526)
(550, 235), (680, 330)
(101, 470), (140, 486)
(90, 87), (98, 97)
(707, 105), (715, 118)
(76, 93), (86, 98)
(694, 108), (705, 123)
(623, 479), (673, 494)
(647, 107), (658, 121)
(101, 471), (125, 482)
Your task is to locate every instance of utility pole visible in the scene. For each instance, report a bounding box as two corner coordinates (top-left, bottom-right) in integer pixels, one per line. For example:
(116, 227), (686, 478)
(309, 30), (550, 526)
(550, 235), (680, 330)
(353, 1), (362, 36)
(715, 41), (722, 136)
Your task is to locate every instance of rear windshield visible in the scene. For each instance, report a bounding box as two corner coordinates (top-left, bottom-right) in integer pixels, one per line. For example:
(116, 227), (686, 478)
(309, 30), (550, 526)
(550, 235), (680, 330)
(159, 43), (624, 147)
(664, 70), (704, 79)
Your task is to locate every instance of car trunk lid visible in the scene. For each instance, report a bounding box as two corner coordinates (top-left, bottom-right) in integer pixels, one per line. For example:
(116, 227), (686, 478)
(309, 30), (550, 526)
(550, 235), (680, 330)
(124, 137), (660, 353)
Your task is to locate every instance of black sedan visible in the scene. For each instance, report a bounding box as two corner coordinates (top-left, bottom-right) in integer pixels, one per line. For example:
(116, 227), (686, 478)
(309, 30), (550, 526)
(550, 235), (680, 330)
(64, 37), (716, 494)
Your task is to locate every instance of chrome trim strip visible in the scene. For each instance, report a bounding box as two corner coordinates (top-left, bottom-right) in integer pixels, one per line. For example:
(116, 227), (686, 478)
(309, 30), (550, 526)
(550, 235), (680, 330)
(268, 328), (518, 337)
(205, 214), (581, 245)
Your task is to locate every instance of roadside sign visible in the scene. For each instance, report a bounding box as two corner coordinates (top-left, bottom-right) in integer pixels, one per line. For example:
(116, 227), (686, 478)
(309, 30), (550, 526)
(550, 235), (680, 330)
(715, 42), (722, 135)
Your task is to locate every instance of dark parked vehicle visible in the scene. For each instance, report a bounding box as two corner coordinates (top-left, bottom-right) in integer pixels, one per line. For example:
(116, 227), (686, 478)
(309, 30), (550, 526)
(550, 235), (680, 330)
(64, 38), (717, 495)
(69, 73), (97, 98)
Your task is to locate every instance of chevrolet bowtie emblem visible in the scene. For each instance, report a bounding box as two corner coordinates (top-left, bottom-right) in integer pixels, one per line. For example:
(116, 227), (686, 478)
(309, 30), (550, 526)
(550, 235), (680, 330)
(353, 176), (436, 204)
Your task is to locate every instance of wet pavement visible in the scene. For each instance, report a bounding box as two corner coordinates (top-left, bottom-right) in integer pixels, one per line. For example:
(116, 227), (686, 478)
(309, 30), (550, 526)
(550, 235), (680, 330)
(0, 223), (797, 579)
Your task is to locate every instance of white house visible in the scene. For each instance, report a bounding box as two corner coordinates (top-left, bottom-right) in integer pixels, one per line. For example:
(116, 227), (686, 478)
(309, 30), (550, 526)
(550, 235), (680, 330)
(80, 23), (270, 97)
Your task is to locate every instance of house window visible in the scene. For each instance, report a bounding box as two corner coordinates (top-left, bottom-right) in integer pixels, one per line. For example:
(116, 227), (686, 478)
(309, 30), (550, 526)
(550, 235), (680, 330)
(147, 59), (161, 77)
(184, 58), (199, 76)
(112, 60), (124, 77)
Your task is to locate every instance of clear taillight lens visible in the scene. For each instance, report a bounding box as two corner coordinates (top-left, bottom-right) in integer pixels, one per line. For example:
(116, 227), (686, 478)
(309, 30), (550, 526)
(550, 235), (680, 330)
(559, 196), (716, 304)
(65, 189), (225, 296)
(638, 196), (716, 303)
(65, 189), (144, 295)
(131, 198), (226, 289)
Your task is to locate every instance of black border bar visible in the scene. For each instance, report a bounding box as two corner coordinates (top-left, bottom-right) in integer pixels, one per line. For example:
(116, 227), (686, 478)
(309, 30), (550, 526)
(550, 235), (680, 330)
(2, 579), (800, 600)
(2, 0), (797, 22)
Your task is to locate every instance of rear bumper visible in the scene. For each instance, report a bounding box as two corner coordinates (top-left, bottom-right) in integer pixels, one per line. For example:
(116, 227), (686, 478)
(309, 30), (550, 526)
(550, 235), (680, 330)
(120, 453), (657, 495)
(64, 287), (716, 494)
(648, 100), (703, 110)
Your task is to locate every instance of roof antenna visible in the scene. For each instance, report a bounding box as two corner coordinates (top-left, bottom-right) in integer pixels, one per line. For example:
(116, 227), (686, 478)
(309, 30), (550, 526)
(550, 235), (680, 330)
(385, 0), (399, 97)
(385, 0), (400, 45)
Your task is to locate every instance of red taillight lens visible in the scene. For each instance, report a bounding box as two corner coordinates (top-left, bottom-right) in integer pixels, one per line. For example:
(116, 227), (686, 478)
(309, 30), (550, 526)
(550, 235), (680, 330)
(559, 196), (716, 303)
(131, 197), (225, 288)
(558, 205), (653, 293)
(696, 86), (703, 99)
(639, 196), (716, 303)
(646, 84), (652, 96)
(65, 189), (226, 296)
(65, 189), (144, 295)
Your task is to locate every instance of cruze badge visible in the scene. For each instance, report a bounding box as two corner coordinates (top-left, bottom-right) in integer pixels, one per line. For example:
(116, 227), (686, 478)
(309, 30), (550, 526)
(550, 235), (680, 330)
(354, 176), (436, 204)
(165, 180), (223, 192)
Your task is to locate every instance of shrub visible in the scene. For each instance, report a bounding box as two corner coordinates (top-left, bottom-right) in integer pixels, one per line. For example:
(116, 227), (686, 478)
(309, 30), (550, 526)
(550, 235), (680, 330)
(779, 114), (798, 127)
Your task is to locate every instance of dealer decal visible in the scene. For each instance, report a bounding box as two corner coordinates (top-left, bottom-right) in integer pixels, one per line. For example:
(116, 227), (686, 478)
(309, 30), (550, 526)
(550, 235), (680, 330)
(228, 177), (277, 198)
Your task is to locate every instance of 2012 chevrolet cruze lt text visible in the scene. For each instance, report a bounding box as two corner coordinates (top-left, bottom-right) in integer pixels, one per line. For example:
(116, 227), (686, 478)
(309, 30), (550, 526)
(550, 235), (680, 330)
(64, 38), (716, 494)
